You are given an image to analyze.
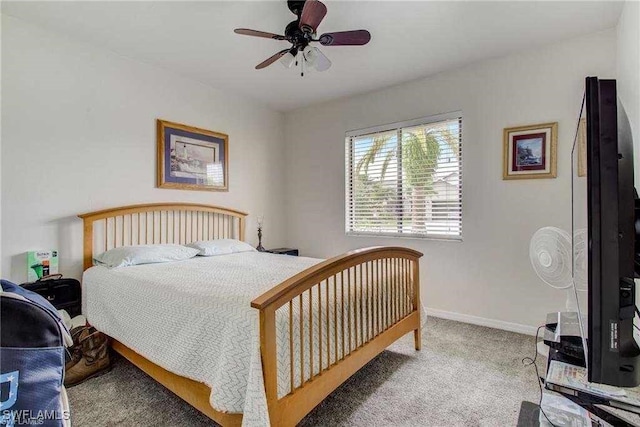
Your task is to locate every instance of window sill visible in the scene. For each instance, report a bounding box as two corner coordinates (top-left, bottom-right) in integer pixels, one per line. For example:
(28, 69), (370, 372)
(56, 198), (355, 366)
(346, 231), (463, 242)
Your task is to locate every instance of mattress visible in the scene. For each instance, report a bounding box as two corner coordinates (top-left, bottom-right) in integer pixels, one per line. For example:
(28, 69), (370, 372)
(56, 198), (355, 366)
(82, 252), (322, 426)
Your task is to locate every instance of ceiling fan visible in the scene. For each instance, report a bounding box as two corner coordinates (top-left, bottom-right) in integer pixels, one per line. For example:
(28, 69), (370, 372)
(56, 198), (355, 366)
(234, 0), (371, 76)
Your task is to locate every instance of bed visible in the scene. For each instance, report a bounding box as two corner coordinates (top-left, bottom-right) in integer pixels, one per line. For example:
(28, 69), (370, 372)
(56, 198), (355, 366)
(79, 203), (423, 426)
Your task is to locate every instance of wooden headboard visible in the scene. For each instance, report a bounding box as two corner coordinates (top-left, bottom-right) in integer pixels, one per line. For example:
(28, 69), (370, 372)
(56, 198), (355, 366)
(78, 203), (248, 270)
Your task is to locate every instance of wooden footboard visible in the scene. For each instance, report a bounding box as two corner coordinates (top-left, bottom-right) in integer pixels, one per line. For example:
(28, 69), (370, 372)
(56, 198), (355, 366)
(251, 246), (423, 427)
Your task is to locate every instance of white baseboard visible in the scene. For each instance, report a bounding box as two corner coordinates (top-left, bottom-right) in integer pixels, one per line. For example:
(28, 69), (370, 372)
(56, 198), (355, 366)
(425, 308), (538, 336)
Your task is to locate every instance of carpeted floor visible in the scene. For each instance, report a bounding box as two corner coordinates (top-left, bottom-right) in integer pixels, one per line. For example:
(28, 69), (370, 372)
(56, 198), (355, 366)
(67, 317), (543, 426)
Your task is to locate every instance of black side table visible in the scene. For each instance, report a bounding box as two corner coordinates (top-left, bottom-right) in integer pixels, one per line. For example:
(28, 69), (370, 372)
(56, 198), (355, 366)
(266, 248), (299, 256)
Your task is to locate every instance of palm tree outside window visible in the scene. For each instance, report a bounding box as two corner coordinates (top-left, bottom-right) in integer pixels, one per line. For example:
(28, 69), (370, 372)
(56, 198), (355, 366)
(345, 112), (462, 240)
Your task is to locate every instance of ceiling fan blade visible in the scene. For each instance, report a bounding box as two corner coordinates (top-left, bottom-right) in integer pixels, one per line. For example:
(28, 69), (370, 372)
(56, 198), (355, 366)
(234, 28), (286, 41)
(255, 49), (290, 70)
(319, 30), (371, 46)
(299, 0), (327, 33)
(313, 48), (331, 72)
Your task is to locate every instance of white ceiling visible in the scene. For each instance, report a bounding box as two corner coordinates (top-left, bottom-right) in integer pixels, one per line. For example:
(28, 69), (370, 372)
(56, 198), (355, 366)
(2, 1), (623, 111)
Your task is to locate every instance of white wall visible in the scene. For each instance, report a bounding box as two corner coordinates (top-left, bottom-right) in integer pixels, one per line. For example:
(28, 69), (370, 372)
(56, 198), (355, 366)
(0, 11), (626, 334)
(283, 30), (617, 333)
(617, 0), (640, 189)
(1, 15), (286, 282)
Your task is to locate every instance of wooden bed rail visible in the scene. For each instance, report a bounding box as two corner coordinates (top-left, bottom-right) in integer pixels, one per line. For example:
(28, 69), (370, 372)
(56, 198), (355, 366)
(251, 246), (423, 427)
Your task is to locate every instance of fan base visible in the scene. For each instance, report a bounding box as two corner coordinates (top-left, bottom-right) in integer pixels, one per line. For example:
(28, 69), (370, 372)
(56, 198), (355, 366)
(287, 0), (306, 16)
(285, 20), (313, 50)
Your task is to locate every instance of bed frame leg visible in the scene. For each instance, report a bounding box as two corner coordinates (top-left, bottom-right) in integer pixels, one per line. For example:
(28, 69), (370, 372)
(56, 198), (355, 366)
(414, 328), (422, 351)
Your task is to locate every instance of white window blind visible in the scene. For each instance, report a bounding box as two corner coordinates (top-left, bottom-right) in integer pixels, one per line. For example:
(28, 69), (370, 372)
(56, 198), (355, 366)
(345, 112), (463, 240)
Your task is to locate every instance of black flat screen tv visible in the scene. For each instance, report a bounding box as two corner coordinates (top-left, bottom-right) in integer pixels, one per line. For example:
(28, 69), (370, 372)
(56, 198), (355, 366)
(586, 76), (640, 387)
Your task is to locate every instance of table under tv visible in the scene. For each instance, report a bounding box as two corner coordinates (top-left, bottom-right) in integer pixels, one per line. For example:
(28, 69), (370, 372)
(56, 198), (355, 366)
(518, 313), (640, 427)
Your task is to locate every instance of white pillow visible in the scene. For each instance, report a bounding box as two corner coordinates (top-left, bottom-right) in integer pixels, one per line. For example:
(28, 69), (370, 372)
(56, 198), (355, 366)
(186, 239), (256, 257)
(93, 244), (200, 268)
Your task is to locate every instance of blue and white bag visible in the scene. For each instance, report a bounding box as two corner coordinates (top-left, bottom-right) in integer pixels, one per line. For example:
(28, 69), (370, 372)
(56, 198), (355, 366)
(1, 280), (72, 427)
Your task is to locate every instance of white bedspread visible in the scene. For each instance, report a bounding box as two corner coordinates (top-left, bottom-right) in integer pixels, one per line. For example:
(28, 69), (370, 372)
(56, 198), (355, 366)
(82, 252), (322, 426)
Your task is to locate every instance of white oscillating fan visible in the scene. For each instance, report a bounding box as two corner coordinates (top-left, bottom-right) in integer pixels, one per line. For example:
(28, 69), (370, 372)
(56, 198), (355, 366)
(530, 226), (589, 360)
(530, 226), (576, 310)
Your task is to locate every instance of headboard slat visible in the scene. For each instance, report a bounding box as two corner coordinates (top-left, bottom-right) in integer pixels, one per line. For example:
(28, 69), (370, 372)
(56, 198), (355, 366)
(79, 203), (248, 270)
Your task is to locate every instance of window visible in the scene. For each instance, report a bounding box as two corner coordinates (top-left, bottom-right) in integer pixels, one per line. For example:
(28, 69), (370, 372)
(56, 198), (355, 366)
(345, 112), (462, 240)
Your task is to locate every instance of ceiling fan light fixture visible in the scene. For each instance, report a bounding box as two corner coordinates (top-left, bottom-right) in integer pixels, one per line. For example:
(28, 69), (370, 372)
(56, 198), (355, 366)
(280, 51), (297, 68)
(302, 46), (319, 67)
(303, 46), (331, 72)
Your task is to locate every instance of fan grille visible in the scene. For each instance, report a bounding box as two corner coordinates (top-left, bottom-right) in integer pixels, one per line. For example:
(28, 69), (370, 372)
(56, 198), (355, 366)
(529, 226), (573, 289)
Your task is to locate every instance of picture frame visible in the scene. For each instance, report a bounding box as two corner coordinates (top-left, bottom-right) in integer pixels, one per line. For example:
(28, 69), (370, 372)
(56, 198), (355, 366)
(503, 122), (557, 180)
(577, 118), (587, 177)
(157, 119), (229, 191)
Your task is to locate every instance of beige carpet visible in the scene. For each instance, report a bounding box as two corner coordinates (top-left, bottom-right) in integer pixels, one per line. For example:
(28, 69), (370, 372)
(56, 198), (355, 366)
(67, 317), (543, 426)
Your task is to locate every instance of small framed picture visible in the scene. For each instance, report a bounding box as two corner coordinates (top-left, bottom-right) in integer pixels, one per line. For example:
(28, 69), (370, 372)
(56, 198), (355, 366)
(577, 118), (587, 177)
(157, 119), (228, 191)
(503, 122), (557, 180)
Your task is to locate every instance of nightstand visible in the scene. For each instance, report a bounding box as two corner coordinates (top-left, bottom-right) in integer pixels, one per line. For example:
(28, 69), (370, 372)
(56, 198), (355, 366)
(266, 248), (299, 256)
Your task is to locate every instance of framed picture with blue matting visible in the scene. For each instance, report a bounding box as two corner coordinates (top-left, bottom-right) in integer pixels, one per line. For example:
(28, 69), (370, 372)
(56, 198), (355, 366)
(157, 119), (229, 191)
